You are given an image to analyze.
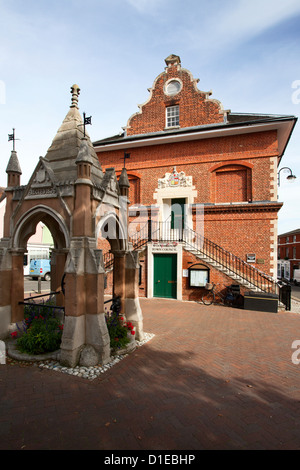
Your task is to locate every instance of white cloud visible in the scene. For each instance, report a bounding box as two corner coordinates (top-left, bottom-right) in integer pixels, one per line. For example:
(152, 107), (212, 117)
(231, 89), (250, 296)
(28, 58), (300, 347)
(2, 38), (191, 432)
(185, 0), (300, 55)
(220, 0), (300, 37)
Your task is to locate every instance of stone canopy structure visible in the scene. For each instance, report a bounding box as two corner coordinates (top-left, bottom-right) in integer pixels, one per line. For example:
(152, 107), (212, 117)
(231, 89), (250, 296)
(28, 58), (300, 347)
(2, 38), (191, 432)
(0, 84), (143, 367)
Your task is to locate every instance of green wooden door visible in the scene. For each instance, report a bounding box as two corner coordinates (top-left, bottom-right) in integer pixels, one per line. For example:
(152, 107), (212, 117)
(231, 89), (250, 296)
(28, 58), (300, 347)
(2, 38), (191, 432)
(154, 254), (177, 299)
(171, 198), (185, 230)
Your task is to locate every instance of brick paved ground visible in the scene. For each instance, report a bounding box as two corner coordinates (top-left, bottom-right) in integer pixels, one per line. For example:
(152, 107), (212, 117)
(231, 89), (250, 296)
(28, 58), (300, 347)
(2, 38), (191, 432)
(1, 298), (300, 450)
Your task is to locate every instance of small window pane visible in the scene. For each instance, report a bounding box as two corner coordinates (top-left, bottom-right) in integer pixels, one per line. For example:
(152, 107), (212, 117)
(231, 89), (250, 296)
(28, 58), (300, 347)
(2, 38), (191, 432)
(166, 105), (179, 127)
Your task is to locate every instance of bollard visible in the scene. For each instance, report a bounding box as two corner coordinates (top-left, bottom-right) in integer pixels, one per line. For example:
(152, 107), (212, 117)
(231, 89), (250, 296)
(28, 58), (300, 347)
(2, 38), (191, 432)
(38, 276), (41, 294)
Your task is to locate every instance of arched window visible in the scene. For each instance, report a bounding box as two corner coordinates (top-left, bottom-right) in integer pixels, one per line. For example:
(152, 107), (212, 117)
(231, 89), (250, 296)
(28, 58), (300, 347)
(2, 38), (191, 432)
(128, 175), (141, 205)
(210, 163), (252, 203)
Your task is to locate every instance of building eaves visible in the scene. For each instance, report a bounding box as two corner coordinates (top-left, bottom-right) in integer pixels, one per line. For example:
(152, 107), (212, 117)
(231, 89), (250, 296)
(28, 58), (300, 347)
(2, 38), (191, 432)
(93, 113), (297, 147)
(278, 228), (300, 237)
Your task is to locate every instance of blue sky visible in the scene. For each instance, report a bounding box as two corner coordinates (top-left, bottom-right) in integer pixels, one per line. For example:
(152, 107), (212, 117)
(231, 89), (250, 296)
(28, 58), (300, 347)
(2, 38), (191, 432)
(0, 0), (300, 234)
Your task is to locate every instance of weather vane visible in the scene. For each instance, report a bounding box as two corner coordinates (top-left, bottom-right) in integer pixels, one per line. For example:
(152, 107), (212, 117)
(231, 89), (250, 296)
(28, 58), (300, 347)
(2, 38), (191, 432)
(81, 112), (92, 137)
(122, 152), (130, 168)
(8, 128), (20, 151)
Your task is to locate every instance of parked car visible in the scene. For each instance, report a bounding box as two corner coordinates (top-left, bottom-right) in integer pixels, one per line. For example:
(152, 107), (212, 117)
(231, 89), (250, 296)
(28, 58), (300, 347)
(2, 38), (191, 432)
(30, 259), (51, 281)
(293, 270), (300, 286)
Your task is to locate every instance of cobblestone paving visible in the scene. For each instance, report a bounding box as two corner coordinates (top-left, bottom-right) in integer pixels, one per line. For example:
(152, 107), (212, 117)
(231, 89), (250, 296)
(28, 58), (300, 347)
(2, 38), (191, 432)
(1, 298), (300, 450)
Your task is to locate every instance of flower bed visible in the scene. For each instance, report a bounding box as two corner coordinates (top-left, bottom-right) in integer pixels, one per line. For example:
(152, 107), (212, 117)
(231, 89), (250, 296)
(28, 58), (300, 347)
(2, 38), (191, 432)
(10, 299), (64, 356)
(105, 305), (136, 353)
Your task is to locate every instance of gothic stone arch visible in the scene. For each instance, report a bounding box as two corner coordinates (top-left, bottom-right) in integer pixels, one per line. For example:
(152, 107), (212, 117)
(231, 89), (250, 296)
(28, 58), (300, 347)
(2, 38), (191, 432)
(0, 84), (143, 367)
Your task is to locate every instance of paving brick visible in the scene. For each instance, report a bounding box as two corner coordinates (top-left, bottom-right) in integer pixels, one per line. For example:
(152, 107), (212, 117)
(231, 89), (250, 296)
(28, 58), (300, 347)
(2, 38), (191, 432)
(1, 299), (300, 450)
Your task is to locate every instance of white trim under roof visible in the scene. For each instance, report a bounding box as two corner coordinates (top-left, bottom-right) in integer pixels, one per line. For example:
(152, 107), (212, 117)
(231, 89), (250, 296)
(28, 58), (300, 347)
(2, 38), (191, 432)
(94, 119), (296, 158)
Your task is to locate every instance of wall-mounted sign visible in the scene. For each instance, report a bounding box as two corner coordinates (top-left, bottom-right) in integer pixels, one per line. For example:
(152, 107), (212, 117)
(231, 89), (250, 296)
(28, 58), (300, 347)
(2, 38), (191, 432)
(152, 242), (178, 252)
(188, 264), (209, 287)
(247, 254), (256, 263)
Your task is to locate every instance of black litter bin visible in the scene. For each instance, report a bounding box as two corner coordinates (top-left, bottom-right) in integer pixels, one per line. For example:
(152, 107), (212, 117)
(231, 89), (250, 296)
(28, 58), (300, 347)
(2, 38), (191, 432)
(244, 291), (278, 313)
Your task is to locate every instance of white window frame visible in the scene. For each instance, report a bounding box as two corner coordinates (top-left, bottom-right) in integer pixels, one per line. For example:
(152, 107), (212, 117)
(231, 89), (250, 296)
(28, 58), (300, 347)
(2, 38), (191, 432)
(166, 105), (180, 128)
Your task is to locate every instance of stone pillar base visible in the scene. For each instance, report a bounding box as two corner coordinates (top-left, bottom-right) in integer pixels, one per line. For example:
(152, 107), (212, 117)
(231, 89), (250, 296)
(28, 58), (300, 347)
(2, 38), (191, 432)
(0, 306), (11, 340)
(125, 298), (144, 342)
(60, 313), (111, 367)
(60, 315), (85, 368)
(84, 313), (111, 366)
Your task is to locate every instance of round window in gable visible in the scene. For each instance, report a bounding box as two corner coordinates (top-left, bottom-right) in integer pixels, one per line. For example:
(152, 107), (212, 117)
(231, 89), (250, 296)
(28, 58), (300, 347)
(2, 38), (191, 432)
(165, 80), (182, 96)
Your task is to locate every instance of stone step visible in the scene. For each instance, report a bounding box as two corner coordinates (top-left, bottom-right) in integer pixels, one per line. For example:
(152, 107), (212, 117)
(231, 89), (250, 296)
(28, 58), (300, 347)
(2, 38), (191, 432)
(184, 246), (266, 293)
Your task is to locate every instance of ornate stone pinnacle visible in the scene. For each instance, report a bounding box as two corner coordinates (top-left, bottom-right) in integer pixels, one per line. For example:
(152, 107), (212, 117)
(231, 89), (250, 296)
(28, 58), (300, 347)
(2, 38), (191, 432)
(70, 84), (80, 108)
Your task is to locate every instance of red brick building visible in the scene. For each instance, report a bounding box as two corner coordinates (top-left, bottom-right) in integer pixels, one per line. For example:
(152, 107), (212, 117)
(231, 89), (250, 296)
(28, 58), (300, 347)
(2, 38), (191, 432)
(278, 228), (300, 281)
(94, 55), (297, 301)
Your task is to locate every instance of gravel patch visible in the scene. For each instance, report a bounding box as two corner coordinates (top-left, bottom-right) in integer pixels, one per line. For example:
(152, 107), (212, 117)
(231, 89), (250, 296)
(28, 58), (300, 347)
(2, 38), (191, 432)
(34, 333), (155, 380)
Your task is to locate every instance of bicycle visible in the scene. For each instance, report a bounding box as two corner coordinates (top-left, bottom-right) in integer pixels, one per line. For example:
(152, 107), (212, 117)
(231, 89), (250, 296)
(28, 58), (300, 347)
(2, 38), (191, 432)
(201, 283), (235, 306)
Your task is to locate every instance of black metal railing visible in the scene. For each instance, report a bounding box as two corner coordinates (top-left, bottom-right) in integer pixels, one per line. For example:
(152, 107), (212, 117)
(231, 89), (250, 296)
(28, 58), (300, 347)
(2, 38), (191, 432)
(128, 220), (278, 295)
(182, 225), (277, 294)
(278, 280), (291, 311)
(103, 251), (114, 270)
(19, 291), (65, 320)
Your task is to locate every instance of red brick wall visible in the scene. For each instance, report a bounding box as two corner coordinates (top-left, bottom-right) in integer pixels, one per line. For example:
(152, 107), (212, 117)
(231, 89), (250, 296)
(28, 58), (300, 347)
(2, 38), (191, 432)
(201, 207), (279, 275)
(278, 233), (300, 261)
(126, 62), (224, 135)
(215, 167), (248, 203)
(182, 249), (247, 302)
(97, 131), (278, 207)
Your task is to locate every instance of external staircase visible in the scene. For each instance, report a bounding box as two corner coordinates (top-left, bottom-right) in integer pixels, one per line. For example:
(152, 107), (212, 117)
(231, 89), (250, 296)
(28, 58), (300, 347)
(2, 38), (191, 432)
(104, 221), (286, 303)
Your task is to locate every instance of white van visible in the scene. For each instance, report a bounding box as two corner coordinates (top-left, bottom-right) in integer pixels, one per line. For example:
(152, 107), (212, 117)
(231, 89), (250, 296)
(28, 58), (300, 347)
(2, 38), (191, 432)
(293, 270), (300, 285)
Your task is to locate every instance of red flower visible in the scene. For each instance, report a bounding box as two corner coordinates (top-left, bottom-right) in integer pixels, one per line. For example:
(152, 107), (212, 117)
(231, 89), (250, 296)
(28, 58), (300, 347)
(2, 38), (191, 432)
(10, 331), (17, 338)
(131, 330), (135, 335)
(58, 325), (64, 330)
(120, 317), (124, 321)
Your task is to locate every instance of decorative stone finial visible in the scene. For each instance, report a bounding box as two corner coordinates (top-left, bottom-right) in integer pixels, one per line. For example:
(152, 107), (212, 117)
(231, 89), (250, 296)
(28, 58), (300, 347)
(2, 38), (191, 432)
(70, 84), (80, 108)
(165, 54), (181, 67)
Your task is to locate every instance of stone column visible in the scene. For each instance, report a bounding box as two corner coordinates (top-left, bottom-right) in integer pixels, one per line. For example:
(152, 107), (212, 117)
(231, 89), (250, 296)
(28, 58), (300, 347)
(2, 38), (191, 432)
(11, 250), (25, 324)
(112, 251), (126, 313)
(60, 238), (110, 368)
(50, 249), (68, 307)
(124, 251), (144, 341)
(0, 244), (12, 339)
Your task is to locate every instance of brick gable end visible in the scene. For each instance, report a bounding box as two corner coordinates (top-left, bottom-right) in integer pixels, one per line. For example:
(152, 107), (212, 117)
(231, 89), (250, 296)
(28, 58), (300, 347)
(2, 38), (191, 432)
(126, 61), (226, 136)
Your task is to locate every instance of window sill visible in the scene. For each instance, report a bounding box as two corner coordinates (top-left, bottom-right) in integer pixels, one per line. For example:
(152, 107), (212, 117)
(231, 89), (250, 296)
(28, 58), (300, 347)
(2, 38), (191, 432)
(164, 126), (180, 131)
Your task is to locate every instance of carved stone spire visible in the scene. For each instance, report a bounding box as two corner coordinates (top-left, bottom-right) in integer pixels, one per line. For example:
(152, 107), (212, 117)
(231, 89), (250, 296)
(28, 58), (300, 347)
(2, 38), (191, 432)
(6, 150), (22, 175)
(6, 150), (22, 187)
(70, 84), (80, 109)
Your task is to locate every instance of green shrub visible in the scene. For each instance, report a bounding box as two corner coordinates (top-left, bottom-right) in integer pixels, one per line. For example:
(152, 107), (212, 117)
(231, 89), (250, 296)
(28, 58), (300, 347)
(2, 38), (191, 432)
(16, 316), (63, 355)
(11, 299), (64, 355)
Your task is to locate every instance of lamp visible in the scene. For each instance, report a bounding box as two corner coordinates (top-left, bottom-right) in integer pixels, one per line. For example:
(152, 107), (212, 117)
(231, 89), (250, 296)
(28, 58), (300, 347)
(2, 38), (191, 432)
(278, 167), (297, 187)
